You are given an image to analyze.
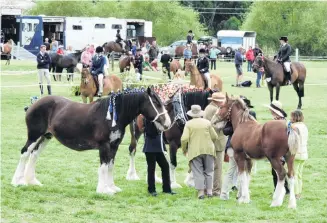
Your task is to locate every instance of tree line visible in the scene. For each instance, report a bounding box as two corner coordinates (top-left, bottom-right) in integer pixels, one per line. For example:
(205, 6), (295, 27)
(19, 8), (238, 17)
(28, 1), (327, 55)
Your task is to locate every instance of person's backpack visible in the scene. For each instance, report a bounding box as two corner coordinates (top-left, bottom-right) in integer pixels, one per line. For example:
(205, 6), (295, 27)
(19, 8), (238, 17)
(240, 80), (252, 87)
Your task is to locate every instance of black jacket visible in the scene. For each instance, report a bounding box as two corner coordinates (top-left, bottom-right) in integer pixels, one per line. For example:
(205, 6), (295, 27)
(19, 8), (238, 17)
(116, 33), (122, 42)
(160, 54), (172, 64)
(36, 52), (51, 69)
(187, 34), (193, 43)
(197, 56), (209, 74)
(134, 54), (143, 68)
(91, 54), (106, 76)
(253, 47), (263, 57)
(277, 43), (292, 62)
(143, 119), (166, 153)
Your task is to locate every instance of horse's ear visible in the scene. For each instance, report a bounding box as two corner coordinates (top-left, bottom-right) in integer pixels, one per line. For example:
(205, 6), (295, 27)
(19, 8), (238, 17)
(147, 86), (152, 95)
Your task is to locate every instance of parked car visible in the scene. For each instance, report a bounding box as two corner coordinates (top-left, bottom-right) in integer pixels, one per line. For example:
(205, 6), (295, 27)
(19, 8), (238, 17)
(160, 40), (197, 57)
(197, 36), (217, 46)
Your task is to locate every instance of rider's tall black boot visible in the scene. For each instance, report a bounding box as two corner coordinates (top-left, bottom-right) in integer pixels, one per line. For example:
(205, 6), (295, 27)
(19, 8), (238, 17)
(39, 84), (43, 95)
(286, 72), (291, 85)
(47, 85), (52, 95)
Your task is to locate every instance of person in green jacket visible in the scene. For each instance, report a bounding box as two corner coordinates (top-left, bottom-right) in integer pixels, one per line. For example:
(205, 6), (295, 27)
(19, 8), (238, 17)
(209, 46), (220, 70)
(181, 105), (218, 199)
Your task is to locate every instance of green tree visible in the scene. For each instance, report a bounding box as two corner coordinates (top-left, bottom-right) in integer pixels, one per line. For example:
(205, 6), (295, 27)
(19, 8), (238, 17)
(223, 16), (241, 30)
(27, 0), (206, 46)
(242, 1), (327, 55)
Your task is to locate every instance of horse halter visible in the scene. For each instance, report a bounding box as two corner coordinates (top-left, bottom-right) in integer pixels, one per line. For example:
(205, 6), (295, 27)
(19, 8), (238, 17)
(148, 95), (168, 122)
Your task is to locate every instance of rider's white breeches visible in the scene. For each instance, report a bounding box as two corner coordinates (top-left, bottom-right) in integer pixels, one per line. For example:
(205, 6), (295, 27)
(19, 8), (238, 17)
(204, 72), (211, 88)
(98, 74), (104, 93)
(283, 62), (291, 72)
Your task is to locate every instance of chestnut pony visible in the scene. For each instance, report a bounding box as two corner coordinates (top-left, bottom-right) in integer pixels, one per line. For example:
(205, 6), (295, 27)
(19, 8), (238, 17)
(213, 94), (300, 208)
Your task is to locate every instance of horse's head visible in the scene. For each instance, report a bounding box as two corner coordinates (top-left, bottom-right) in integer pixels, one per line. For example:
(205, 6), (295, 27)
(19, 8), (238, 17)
(214, 93), (255, 128)
(81, 68), (91, 83)
(252, 55), (264, 73)
(141, 87), (171, 131)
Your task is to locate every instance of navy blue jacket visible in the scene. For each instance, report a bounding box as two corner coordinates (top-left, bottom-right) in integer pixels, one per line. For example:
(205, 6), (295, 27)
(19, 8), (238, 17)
(143, 119), (166, 153)
(36, 52), (51, 69)
(234, 50), (243, 65)
(91, 54), (106, 76)
(197, 56), (209, 74)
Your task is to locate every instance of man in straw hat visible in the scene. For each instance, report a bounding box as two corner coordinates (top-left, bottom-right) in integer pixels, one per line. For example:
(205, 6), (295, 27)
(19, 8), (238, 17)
(264, 100), (290, 194)
(204, 92), (228, 197)
(181, 105), (218, 199)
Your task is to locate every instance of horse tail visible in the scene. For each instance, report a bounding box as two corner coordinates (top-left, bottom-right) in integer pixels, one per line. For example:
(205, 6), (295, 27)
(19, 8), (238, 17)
(288, 125), (301, 155)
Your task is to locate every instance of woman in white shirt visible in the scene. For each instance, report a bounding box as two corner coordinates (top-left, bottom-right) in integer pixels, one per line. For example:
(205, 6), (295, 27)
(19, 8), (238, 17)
(290, 109), (308, 200)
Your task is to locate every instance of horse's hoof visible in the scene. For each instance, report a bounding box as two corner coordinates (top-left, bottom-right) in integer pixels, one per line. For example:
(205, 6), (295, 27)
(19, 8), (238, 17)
(171, 182), (182, 189)
(27, 178), (43, 186)
(126, 171), (140, 181)
(111, 185), (122, 193)
(96, 185), (116, 195)
(11, 178), (27, 187)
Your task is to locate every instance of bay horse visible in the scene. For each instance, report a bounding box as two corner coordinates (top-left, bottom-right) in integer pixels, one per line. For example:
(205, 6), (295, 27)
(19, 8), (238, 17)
(252, 55), (306, 109)
(187, 61), (223, 91)
(127, 89), (213, 188)
(49, 51), (83, 82)
(119, 54), (134, 73)
(1, 39), (13, 65)
(103, 40), (131, 56)
(11, 88), (171, 195)
(213, 94), (300, 208)
(80, 68), (123, 103)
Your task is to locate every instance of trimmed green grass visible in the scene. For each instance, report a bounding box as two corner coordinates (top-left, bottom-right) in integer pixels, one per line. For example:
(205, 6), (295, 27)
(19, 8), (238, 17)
(1, 60), (327, 223)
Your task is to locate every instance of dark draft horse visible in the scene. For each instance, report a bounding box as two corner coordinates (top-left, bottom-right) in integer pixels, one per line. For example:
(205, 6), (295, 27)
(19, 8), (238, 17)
(127, 90), (212, 188)
(49, 51), (83, 82)
(11, 88), (171, 195)
(252, 55), (307, 109)
(213, 94), (300, 208)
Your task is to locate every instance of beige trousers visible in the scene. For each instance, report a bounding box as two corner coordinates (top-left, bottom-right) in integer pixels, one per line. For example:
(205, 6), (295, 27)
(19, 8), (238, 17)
(213, 136), (227, 195)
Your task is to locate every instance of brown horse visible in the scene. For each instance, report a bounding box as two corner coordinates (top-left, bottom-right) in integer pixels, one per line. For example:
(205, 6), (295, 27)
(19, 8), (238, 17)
(175, 44), (198, 60)
(11, 88), (171, 195)
(103, 40), (131, 55)
(252, 55), (307, 109)
(188, 62), (223, 91)
(170, 59), (182, 75)
(119, 54), (134, 73)
(213, 94), (300, 208)
(80, 68), (123, 103)
(1, 39), (13, 65)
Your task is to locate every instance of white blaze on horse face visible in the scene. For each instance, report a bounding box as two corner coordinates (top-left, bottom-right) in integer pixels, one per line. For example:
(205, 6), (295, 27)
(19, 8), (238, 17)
(109, 130), (121, 143)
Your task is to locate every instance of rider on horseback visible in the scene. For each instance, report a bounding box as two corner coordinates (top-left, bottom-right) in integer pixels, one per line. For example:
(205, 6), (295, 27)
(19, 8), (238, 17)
(197, 48), (211, 89)
(277, 36), (292, 85)
(187, 30), (194, 47)
(116, 29), (126, 51)
(91, 46), (106, 97)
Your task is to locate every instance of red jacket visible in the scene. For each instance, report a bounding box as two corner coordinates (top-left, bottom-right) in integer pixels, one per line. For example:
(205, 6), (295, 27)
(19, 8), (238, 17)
(245, 49), (254, 61)
(57, 48), (64, 55)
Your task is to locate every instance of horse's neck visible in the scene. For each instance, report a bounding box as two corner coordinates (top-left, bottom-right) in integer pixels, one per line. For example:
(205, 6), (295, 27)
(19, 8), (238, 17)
(264, 58), (279, 77)
(190, 67), (204, 87)
(231, 106), (242, 130)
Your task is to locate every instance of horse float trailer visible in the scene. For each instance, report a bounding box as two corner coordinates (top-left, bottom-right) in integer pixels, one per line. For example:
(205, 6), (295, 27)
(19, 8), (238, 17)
(217, 30), (256, 56)
(1, 14), (153, 55)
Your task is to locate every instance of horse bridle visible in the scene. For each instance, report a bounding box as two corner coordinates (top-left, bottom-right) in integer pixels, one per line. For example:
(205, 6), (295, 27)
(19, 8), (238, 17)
(148, 95), (168, 123)
(221, 100), (238, 122)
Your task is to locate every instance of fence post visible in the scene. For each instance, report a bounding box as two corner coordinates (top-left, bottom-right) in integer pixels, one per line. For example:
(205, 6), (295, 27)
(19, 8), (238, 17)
(295, 48), (299, 62)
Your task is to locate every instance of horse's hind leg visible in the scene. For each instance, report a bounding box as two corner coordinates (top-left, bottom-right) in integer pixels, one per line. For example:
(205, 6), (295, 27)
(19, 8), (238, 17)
(276, 83), (281, 101)
(268, 84), (274, 103)
(270, 157), (287, 207)
(24, 133), (53, 185)
(285, 153), (297, 208)
(126, 121), (141, 180)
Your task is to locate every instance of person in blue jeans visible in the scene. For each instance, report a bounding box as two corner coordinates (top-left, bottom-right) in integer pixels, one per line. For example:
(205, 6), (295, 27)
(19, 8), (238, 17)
(256, 67), (264, 88)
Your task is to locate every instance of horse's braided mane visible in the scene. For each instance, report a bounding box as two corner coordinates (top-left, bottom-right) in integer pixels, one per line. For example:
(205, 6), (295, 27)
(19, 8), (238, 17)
(184, 91), (211, 110)
(229, 96), (257, 123)
(95, 90), (146, 123)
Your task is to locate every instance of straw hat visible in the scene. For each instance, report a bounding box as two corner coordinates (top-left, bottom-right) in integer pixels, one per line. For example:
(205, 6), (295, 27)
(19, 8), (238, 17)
(187, 105), (204, 118)
(264, 100), (287, 118)
(208, 92), (226, 102)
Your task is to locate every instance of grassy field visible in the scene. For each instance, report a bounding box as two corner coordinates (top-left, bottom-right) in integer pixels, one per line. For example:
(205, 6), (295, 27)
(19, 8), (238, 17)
(1, 60), (327, 223)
